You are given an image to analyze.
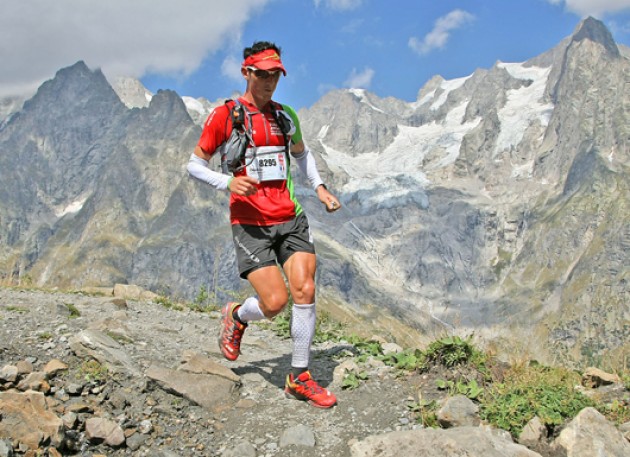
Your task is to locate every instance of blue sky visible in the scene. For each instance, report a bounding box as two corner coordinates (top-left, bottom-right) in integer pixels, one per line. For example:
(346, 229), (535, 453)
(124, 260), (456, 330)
(3, 0), (630, 110)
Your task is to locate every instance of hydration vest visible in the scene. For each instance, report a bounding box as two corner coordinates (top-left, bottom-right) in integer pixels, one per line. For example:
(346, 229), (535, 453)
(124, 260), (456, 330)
(220, 99), (294, 174)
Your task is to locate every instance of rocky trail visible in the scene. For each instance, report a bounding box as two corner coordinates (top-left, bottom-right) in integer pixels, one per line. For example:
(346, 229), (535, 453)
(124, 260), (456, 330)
(1, 286), (629, 457)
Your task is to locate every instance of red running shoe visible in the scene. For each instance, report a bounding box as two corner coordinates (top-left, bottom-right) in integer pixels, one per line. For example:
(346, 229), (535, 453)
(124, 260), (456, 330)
(285, 371), (337, 409)
(218, 302), (247, 361)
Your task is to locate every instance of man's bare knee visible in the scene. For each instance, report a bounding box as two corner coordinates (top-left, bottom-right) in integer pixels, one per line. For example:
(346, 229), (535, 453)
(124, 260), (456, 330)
(259, 292), (289, 318)
(292, 279), (316, 304)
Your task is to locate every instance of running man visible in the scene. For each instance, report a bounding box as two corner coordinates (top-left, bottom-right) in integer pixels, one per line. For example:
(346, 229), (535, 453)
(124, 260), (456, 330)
(186, 41), (341, 408)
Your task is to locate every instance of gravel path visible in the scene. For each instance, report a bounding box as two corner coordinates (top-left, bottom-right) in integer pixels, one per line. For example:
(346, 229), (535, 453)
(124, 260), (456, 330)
(0, 286), (419, 457)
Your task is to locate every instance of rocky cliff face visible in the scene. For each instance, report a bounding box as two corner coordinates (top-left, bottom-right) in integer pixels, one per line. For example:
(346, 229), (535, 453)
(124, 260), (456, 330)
(0, 62), (239, 300)
(0, 18), (627, 368)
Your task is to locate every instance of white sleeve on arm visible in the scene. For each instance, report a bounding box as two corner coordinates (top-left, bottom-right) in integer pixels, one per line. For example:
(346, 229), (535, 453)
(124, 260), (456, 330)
(291, 146), (324, 191)
(187, 153), (230, 190)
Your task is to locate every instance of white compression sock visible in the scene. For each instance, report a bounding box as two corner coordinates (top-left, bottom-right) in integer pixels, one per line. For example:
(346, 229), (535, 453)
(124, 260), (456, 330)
(290, 303), (316, 369)
(236, 296), (266, 323)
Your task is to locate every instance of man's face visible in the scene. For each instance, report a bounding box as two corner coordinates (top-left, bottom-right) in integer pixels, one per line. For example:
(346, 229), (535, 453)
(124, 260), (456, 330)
(243, 67), (281, 99)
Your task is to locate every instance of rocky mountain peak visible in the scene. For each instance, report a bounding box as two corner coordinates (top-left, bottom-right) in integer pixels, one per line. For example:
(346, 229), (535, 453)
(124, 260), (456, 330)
(571, 16), (620, 58)
(20, 60), (124, 124)
(111, 75), (153, 109)
(148, 89), (187, 112)
(415, 74), (445, 102)
(301, 89), (400, 157)
(139, 89), (195, 133)
(39, 61), (113, 97)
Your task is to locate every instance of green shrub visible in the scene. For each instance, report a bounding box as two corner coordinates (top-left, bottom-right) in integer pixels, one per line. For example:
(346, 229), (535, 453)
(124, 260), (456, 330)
(378, 335), (488, 374)
(480, 364), (595, 436)
(436, 378), (484, 400)
(353, 339), (383, 363)
(599, 399), (630, 425)
(423, 335), (486, 369)
(341, 370), (369, 390)
(265, 307), (291, 338)
(156, 295), (183, 311)
(407, 399), (440, 428)
(65, 303), (81, 318)
(381, 348), (425, 371)
(265, 307), (347, 343)
(188, 285), (220, 312)
(313, 310), (346, 343)
(78, 359), (109, 383)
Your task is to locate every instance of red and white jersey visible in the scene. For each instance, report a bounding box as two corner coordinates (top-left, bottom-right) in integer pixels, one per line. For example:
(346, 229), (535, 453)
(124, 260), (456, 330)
(197, 97), (303, 226)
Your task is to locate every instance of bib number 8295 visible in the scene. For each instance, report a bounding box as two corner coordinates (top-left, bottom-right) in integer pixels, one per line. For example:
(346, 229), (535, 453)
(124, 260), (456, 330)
(245, 146), (287, 181)
(259, 158), (277, 168)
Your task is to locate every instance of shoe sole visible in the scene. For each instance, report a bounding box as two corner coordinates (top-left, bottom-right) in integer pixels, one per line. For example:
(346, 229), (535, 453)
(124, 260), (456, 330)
(219, 341), (239, 361)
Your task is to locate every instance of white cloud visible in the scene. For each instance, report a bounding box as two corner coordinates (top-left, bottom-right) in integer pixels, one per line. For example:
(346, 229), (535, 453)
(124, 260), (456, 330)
(547, 0), (630, 17)
(0, 0), (270, 97)
(221, 56), (244, 82)
(408, 9), (475, 56)
(344, 67), (375, 88)
(313, 0), (363, 11)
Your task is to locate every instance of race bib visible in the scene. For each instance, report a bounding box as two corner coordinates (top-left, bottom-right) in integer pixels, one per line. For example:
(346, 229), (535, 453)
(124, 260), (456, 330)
(245, 146), (287, 181)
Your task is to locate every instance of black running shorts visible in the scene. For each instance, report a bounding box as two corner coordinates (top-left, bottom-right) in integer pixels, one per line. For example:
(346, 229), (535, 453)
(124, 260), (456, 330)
(231, 213), (316, 279)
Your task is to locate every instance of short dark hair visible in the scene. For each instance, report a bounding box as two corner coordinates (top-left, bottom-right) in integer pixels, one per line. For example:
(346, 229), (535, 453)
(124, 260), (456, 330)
(243, 41), (282, 59)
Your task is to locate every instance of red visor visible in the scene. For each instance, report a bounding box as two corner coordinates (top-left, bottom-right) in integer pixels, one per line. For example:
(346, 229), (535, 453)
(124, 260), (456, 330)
(242, 49), (286, 76)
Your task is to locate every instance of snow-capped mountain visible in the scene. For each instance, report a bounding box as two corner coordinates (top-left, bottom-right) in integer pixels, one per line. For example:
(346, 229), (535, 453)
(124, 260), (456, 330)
(0, 17), (627, 368)
(111, 76), (153, 109)
(296, 16), (629, 366)
(110, 76), (220, 125)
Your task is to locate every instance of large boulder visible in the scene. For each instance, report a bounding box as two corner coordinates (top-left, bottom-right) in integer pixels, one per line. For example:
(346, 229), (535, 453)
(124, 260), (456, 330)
(554, 407), (630, 457)
(350, 426), (542, 457)
(0, 391), (64, 451)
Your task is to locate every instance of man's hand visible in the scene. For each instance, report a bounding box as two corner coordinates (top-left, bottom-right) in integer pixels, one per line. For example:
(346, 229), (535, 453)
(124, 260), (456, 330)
(316, 185), (341, 213)
(228, 176), (259, 196)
